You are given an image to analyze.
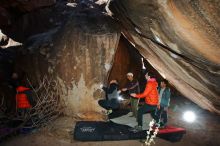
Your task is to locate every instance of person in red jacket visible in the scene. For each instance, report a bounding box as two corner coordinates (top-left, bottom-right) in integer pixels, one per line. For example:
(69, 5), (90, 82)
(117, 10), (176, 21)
(16, 86), (32, 117)
(130, 71), (159, 130)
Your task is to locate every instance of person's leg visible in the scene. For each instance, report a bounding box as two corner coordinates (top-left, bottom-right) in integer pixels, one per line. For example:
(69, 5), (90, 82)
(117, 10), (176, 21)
(137, 105), (146, 126)
(133, 98), (139, 118)
(161, 109), (168, 126)
(153, 107), (162, 124)
(137, 104), (155, 126)
(149, 106), (159, 124)
(109, 99), (119, 110)
(130, 97), (135, 116)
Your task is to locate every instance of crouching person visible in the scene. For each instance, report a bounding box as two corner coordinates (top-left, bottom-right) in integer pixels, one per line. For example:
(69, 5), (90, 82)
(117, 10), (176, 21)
(98, 80), (120, 115)
(16, 86), (34, 118)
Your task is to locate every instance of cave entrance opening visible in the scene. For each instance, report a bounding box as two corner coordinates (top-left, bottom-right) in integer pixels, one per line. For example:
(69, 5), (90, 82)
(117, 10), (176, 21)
(108, 35), (205, 121)
(103, 35), (203, 129)
(105, 35), (166, 113)
(108, 35), (164, 91)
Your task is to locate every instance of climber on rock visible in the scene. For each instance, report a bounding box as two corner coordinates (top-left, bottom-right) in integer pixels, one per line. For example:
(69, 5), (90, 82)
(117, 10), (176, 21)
(98, 79), (120, 115)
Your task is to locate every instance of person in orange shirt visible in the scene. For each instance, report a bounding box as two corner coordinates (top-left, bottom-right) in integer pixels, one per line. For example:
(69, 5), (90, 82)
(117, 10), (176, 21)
(130, 71), (159, 130)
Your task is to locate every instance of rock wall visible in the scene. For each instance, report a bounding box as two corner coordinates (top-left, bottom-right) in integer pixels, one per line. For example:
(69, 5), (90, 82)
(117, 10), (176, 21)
(16, 13), (120, 119)
(110, 0), (220, 113)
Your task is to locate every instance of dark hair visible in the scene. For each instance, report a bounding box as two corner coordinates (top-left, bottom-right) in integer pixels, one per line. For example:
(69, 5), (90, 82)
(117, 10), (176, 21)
(109, 79), (119, 84)
(146, 71), (156, 78)
(161, 79), (168, 85)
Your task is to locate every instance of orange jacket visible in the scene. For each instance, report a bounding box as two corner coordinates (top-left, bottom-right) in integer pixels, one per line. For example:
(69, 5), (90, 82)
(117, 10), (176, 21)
(16, 86), (32, 109)
(134, 78), (159, 105)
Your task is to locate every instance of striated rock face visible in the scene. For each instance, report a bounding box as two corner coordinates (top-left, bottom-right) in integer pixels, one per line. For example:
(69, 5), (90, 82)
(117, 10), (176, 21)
(16, 13), (120, 119)
(110, 0), (220, 113)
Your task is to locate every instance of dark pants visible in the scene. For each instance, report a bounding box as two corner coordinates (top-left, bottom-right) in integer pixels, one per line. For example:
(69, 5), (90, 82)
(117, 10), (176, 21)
(98, 99), (119, 110)
(17, 108), (30, 117)
(156, 106), (168, 126)
(137, 103), (157, 126)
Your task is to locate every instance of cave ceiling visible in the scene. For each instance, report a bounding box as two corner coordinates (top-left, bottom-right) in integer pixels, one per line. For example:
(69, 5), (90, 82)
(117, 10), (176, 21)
(109, 0), (220, 113)
(0, 0), (220, 114)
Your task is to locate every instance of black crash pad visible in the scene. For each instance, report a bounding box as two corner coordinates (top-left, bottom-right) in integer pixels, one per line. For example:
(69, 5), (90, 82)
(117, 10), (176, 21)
(74, 121), (186, 142)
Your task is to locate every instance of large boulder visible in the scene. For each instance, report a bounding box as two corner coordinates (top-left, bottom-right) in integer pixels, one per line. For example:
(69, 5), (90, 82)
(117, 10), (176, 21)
(16, 12), (120, 119)
(110, 0), (220, 113)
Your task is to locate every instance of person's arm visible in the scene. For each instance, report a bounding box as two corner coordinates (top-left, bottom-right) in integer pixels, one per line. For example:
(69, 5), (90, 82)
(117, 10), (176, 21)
(166, 88), (171, 106)
(141, 58), (147, 74)
(127, 81), (139, 90)
(132, 83), (152, 98)
(167, 89), (171, 98)
(102, 86), (108, 93)
(121, 83), (129, 91)
(107, 83), (118, 94)
(141, 58), (146, 70)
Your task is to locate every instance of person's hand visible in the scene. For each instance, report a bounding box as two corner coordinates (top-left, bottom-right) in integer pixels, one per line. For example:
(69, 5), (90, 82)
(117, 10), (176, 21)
(157, 104), (160, 109)
(164, 107), (168, 112)
(130, 93), (136, 97)
(100, 84), (103, 89)
(141, 57), (146, 69)
(122, 88), (127, 91)
(141, 57), (144, 63)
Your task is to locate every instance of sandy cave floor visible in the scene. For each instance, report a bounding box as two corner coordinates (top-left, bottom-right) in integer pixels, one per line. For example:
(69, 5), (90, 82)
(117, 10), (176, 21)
(1, 97), (220, 146)
(1, 109), (220, 146)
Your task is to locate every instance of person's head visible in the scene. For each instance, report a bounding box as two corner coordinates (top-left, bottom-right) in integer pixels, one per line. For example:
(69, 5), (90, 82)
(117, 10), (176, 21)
(126, 72), (133, 81)
(11, 72), (18, 79)
(160, 79), (168, 88)
(110, 79), (118, 84)
(145, 71), (156, 80)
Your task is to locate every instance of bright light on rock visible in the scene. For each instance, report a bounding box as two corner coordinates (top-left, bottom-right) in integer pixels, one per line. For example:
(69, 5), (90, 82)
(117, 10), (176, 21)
(183, 111), (196, 123)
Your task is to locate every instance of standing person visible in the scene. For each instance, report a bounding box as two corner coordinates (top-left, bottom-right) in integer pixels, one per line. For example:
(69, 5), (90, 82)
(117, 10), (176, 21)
(16, 86), (33, 117)
(122, 72), (140, 118)
(98, 80), (120, 114)
(130, 72), (159, 130)
(156, 79), (171, 128)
